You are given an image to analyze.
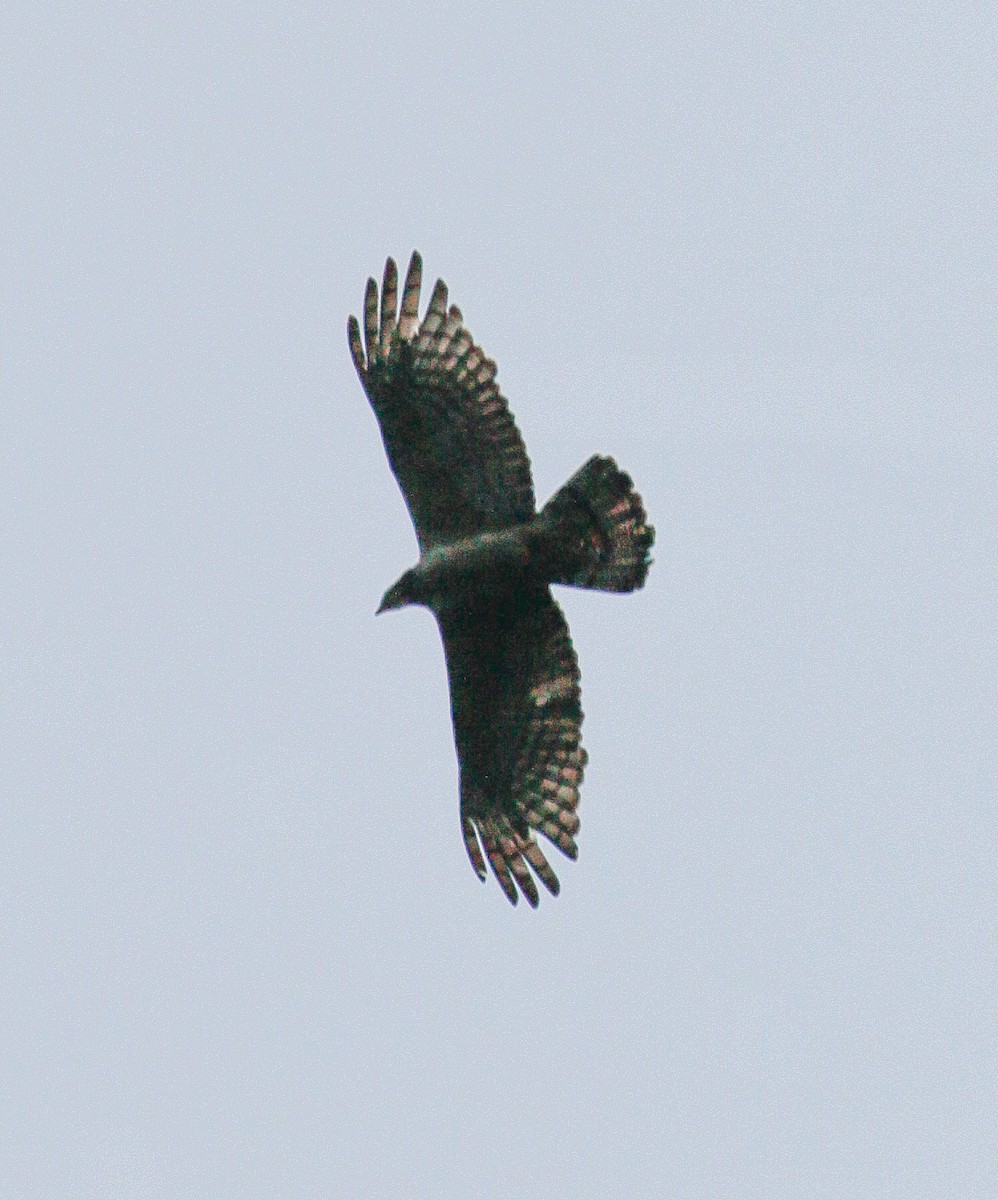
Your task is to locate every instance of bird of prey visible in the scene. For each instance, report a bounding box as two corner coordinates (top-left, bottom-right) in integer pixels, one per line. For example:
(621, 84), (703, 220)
(348, 252), (653, 906)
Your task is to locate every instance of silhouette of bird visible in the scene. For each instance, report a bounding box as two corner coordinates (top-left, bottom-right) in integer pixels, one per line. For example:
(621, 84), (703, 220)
(349, 252), (653, 906)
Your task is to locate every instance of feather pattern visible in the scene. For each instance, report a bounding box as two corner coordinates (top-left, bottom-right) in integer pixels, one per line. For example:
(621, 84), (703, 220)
(438, 591), (584, 907)
(348, 252), (535, 551)
(350, 253), (653, 908)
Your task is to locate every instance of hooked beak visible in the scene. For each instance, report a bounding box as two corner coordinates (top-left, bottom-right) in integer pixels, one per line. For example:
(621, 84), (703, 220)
(376, 582), (406, 614)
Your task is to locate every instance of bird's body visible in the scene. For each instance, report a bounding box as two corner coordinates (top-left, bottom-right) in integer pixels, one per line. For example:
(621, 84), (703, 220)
(386, 526), (535, 611)
(349, 252), (653, 906)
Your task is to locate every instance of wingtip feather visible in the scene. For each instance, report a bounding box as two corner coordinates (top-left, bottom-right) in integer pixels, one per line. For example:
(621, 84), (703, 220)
(347, 315), (364, 375)
(399, 251), (423, 339)
(462, 815), (488, 881)
(480, 822), (520, 906)
(363, 277), (378, 363)
(380, 257), (398, 344)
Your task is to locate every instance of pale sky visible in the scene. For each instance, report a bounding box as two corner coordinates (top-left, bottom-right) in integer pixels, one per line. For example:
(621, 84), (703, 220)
(3, 5), (996, 1196)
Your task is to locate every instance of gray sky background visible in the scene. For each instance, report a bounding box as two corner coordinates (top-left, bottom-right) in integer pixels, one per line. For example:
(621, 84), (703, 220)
(3, 5), (996, 1197)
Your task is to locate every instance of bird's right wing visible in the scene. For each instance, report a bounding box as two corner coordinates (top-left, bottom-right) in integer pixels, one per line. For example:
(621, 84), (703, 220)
(348, 252), (535, 551)
(437, 589), (586, 907)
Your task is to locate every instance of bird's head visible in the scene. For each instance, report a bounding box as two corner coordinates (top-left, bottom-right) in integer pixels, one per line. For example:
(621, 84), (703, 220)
(377, 570), (417, 614)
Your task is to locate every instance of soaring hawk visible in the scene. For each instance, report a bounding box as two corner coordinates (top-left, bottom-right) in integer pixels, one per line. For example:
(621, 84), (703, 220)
(349, 252), (653, 906)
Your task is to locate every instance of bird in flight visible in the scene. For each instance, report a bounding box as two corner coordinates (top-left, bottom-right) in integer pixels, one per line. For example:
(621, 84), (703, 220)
(349, 252), (653, 906)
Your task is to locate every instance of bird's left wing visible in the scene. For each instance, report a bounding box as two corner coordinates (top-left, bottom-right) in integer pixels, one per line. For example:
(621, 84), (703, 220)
(437, 589), (586, 907)
(348, 252), (535, 551)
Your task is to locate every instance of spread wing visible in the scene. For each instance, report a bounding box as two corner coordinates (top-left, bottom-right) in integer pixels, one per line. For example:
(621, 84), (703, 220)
(348, 252), (535, 551)
(437, 588), (586, 907)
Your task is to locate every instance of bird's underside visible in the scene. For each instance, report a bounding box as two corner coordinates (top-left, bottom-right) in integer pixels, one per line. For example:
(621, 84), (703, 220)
(349, 251), (653, 906)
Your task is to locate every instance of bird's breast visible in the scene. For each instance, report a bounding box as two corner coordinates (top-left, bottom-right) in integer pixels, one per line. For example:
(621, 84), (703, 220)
(416, 527), (534, 606)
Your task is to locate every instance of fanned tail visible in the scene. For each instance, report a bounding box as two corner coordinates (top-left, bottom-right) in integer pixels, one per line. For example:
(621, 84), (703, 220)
(539, 455), (654, 592)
